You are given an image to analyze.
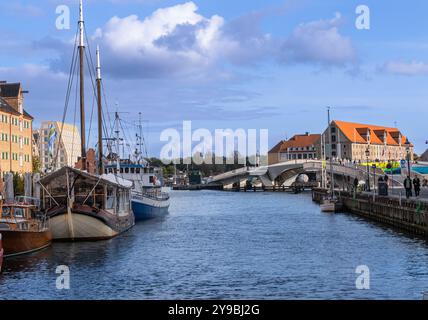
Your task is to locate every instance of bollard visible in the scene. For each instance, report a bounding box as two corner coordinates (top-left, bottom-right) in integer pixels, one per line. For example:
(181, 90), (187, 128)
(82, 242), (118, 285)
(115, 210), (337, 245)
(24, 172), (32, 198)
(4, 172), (14, 202)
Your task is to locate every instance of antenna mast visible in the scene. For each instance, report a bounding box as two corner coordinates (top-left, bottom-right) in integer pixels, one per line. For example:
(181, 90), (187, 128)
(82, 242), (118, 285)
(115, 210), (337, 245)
(79, 0), (87, 171)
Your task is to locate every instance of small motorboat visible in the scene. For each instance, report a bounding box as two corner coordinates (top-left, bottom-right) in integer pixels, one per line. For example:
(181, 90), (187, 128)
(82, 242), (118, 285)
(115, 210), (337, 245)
(0, 197), (52, 257)
(320, 196), (343, 213)
(0, 233), (3, 273)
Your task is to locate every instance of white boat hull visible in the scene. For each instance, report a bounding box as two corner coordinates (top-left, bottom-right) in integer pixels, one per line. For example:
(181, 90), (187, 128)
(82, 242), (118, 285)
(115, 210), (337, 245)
(320, 199), (343, 213)
(50, 213), (123, 241)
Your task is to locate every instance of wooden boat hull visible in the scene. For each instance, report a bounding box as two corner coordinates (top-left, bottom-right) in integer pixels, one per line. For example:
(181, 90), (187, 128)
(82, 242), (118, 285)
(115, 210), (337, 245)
(1, 229), (52, 257)
(48, 206), (134, 241)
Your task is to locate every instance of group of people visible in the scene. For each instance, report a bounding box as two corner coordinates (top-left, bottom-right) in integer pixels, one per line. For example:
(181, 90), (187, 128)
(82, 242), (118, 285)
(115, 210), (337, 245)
(403, 176), (421, 199)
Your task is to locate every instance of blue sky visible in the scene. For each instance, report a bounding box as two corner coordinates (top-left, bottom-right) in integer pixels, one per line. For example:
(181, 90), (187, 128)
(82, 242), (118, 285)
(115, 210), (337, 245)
(1, 0), (428, 156)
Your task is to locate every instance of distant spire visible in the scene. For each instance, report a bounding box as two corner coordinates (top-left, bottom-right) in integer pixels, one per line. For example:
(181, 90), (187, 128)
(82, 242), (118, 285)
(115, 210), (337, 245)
(96, 45), (101, 80)
(79, 0), (85, 47)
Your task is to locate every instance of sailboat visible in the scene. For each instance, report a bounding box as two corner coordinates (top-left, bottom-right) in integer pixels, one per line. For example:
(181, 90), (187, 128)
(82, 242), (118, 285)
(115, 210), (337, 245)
(320, 107), (343, 213)
(38, 0), (134, 240)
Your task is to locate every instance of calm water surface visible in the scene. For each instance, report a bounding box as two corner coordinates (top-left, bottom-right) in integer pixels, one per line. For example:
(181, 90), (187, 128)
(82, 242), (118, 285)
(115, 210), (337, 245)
(1, 190), (427, 299)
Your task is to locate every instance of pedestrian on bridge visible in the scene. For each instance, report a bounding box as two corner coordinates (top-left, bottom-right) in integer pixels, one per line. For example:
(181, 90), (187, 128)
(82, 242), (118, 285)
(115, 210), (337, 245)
(353, 177), (359, 192)
(413, 177), (421, 197)
(404, 176), (413, 199)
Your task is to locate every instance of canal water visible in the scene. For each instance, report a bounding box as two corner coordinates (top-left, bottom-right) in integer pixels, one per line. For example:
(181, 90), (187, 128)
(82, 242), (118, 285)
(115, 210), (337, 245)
(1, 190), (427, 300)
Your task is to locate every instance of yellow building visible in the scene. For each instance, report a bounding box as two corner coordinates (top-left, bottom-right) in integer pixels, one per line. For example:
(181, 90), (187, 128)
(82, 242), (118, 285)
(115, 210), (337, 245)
(0, 82), (33, 175)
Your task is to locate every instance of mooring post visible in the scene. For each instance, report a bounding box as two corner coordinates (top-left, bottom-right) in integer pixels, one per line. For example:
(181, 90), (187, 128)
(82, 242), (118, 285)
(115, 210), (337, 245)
(33, 173), (41, 205)
(24, 172), (32, 198)
(4, 172), (14, 202)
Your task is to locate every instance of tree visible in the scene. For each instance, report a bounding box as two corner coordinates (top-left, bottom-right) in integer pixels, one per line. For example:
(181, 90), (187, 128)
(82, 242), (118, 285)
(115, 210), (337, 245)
(13, 172), (24, 196)
(32, 155), (42, 173)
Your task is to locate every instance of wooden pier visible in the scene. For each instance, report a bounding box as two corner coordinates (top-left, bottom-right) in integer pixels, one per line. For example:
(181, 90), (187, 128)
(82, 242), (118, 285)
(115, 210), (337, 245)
(312, 188), (428, 237)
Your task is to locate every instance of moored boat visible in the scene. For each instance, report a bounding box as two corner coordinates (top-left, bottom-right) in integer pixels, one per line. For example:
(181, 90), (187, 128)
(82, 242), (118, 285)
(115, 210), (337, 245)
(131, 190), (170, 221)
(320, 107), (343, 213)
(104, 113), (170, 222)
(38, 1), (135, 241)
(0, 197), (52, 257)
(320, 197), (343, 213)
(39, 166), (134, 241)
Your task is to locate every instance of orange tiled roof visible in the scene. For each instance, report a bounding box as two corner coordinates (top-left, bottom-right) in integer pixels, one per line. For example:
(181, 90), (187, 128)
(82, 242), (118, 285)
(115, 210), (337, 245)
(269, 134), (321, 153)
(332, 120), (409, 146)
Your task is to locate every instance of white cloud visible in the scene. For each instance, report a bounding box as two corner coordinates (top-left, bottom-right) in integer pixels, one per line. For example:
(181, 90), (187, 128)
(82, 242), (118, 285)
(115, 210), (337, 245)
(281, 13), (356, 66)
(93, 2), (231, 76)
(381, 60), (428, 76)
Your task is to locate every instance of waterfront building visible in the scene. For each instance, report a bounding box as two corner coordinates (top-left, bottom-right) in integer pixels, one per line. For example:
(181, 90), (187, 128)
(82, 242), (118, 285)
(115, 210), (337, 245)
(322, 120), (413, 162)
(268, 133), (321, 165)
(36, 121), (81, 172)
(75, 148), (97, 174)
(0, 82), (33, 175)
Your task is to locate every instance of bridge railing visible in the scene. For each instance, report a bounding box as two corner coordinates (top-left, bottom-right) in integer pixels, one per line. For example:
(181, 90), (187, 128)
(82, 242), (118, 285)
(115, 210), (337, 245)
(211, 167), (250, 182)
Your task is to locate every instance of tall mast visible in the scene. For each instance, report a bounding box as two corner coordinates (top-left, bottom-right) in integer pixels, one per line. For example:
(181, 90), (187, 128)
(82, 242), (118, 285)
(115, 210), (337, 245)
(115, 112), (121, 173)
(327, 106), (334, 197)
(96, 45), (103, 175)
(79, 0), (87, 171)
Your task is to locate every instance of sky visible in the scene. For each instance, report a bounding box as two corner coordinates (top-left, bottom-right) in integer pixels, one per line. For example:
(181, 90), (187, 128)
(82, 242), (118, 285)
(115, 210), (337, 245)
(1, 0), (428, 157)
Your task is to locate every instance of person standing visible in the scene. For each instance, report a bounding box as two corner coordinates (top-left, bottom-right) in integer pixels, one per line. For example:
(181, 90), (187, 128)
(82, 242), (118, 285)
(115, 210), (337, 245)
(413, 177), (421, 197)
(404, 176), (413, 199)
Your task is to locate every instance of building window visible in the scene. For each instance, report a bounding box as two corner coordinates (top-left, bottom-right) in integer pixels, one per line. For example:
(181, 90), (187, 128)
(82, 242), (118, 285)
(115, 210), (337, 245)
(331, 127), (336, 133)
(331, 135), (337, 142)
(332, 144), (337, 150)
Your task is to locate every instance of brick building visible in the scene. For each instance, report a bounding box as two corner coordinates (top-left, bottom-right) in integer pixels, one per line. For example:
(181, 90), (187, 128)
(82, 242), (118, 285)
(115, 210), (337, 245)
(268, 133), (321, 165)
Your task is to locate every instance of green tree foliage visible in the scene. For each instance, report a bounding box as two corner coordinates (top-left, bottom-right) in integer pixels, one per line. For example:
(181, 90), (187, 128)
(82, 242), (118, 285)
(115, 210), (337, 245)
(32, 155), (42, 173)
(13, 173), (24, 196)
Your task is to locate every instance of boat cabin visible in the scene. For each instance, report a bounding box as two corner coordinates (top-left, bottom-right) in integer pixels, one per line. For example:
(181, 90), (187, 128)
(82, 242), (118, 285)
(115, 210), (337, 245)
(104, 162), (162, 190)
(38, 166), (132, 215)
(0, 200), (44, 231)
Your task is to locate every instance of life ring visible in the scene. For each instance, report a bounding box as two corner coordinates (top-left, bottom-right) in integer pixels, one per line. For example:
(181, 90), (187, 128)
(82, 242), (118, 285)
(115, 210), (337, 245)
(2, 206), (10, 216)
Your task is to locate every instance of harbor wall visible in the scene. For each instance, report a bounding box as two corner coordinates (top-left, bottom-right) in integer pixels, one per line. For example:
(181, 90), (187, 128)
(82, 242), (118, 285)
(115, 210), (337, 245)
(312, 188), (428, 237)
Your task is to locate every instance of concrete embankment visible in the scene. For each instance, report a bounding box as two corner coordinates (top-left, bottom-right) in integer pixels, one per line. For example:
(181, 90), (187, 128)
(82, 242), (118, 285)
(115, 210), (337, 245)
(312, 188), (428, 237)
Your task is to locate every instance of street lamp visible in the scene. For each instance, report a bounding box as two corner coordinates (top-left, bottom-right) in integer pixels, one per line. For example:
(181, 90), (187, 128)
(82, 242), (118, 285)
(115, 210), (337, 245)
(365, 146), (370, 192)
(405, 138), (411, 177)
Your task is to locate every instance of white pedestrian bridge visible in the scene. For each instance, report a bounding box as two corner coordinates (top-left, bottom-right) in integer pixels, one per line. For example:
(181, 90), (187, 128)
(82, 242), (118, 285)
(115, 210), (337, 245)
(209, 160), (402, 190)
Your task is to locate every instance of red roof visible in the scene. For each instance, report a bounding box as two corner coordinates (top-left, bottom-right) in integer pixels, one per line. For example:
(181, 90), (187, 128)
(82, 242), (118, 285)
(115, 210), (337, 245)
(332, 120), (410, 146)
(269, 134), (321, 153)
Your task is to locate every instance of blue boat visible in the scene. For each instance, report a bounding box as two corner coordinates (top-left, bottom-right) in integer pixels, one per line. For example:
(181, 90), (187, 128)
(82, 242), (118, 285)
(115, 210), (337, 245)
(131, 191), (170, 221)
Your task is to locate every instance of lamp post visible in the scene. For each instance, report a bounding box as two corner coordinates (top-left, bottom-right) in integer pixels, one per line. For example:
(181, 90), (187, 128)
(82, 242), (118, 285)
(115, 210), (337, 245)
(365, 146), (370, 192)
(405, 138), (411, 177)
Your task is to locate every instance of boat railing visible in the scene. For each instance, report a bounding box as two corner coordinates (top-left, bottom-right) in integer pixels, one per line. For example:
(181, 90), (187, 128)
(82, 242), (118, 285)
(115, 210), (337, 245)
(15, 196), (41, 209)
(132, 190), (170, 201)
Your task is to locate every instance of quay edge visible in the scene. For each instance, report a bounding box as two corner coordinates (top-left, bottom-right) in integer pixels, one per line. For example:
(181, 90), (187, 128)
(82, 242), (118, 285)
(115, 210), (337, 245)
(312, 188), (428, 237)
